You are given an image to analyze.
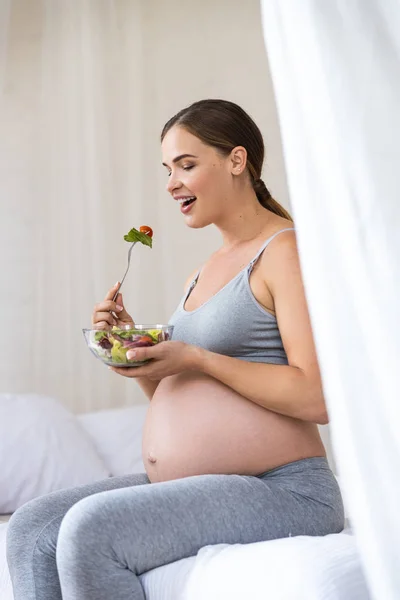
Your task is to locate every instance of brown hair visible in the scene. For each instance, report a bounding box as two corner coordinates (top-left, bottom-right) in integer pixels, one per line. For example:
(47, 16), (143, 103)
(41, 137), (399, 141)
(161, 99), (292, 220)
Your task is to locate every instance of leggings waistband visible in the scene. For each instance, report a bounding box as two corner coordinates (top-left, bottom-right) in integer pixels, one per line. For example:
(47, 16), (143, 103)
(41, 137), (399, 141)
(257, 456), (331, 479)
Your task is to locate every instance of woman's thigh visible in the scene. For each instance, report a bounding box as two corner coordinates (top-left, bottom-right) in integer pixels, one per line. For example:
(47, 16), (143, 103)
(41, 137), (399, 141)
(7, 472), (150, 544)
(57, 468), (341, 578)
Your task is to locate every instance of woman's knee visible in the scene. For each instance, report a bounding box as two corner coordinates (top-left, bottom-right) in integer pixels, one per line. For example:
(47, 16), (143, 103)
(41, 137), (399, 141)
(7, 496), (47, 549)
(57, 494), (115, 568)
(7, 493), (69, 563)
(7, 502), (32, 562)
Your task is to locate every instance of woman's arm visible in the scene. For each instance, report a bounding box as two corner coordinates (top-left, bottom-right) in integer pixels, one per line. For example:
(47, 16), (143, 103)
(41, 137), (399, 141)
(193, 231), (327, 424)
(194, 351), (326, 424)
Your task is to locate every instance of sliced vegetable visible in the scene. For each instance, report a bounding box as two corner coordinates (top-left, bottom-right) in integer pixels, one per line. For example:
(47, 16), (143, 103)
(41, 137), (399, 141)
(139, 225), (153, 238)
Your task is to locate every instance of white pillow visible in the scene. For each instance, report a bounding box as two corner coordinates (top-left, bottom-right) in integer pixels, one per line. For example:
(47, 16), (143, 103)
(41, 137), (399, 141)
(77, 404), (148, 476)
(0, 394), (110, 513)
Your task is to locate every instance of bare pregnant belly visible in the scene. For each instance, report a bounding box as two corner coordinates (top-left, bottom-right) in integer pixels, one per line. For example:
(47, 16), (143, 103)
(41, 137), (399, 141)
(142, 372), (326, 482)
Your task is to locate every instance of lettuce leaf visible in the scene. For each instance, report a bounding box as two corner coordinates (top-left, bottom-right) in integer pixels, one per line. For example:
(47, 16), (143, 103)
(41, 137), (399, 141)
(94, 331), (107, 342)
(124, 227), (152, 248)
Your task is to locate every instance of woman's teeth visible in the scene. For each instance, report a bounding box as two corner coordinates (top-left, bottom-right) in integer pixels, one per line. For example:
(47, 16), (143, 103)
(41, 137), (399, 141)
(179, 196), (197, 214)
(178, 196), (196, 206)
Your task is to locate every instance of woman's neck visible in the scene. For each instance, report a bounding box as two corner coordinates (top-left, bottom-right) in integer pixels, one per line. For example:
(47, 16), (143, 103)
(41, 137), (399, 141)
(216, 193), (273, 249)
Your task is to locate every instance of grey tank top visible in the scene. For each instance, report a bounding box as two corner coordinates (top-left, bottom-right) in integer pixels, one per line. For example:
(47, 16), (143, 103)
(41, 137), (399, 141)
(169, 228), (295, 365)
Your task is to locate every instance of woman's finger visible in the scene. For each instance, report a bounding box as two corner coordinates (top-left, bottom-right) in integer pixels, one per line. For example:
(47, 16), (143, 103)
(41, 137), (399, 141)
(93, 321), (111, 331)
(114, 293), (134, 323)
(94, 300), (124, 314)
(104, 282), (121, 301)
(92, 312), (116, 327)
(110, 367), (138, 377)
(109, 365), (151, 378)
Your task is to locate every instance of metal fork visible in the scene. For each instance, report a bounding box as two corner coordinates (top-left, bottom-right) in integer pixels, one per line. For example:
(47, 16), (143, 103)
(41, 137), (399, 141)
(112, 242), (137, 302)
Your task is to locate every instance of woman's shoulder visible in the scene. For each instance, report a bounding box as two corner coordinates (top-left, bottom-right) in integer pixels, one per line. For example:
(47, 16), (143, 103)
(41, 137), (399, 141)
(257, 222), (300, 291)
(253, 215), (296, 272)
(259, 217), (296, 254)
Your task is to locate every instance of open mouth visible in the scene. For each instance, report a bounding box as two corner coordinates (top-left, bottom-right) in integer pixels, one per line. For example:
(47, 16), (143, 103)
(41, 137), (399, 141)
(177, 196), (197, 214)
(180, 196), (196, 208)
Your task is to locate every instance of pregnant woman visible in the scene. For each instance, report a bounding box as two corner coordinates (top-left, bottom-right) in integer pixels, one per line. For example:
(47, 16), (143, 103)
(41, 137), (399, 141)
(7, 99), (344, 600)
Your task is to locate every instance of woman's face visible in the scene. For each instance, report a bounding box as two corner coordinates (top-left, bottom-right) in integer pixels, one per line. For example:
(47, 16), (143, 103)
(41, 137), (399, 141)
(161, 126), (235, 229)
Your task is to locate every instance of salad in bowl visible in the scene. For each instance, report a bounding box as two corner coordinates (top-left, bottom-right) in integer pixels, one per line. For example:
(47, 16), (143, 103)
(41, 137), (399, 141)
(83, 324), (174, 367)
(84, 224), (171, 367)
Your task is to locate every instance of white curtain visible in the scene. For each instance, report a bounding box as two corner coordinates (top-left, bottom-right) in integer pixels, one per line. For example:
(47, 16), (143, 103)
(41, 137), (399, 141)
(260, 1), (400, 598)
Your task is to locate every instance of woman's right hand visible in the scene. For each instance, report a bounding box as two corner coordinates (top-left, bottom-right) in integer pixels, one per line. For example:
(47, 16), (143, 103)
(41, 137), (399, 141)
(92, 282), (134, 330)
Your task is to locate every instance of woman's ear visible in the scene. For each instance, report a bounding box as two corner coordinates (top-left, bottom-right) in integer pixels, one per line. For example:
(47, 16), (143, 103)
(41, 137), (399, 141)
(229, 146), (247, 176)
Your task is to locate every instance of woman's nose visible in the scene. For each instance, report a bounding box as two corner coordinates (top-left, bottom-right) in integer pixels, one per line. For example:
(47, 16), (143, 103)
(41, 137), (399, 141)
(166, 173), (182, 194)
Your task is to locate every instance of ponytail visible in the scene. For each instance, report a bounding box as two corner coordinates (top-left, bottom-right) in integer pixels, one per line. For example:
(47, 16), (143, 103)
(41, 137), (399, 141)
(253, 178), (292, 221)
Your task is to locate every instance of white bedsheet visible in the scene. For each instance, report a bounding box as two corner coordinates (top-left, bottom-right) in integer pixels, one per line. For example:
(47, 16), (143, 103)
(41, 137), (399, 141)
(183, 529), (370, 600)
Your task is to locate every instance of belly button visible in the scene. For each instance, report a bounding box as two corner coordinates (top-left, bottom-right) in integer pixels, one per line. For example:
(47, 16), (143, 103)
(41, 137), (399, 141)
(148, 453), (157, 464)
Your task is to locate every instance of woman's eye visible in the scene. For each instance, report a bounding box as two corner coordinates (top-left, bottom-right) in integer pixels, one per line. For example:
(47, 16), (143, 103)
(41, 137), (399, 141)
(166, 165), (194, 177)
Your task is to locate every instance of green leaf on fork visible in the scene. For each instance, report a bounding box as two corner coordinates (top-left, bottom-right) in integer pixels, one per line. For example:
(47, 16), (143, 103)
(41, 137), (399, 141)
(124, 227), (153, 248)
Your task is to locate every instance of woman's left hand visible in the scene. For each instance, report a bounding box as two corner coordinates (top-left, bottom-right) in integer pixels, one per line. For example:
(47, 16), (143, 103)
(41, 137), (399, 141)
(109, 341), (201, 380)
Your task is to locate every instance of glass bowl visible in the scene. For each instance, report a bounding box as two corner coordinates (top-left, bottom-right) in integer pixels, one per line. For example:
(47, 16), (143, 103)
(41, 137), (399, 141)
(82, 323), (174, 368)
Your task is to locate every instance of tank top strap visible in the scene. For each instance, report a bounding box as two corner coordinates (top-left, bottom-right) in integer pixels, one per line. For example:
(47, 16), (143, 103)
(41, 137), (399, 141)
(183, 269), (201, 303)
(248, 227), (295, 272)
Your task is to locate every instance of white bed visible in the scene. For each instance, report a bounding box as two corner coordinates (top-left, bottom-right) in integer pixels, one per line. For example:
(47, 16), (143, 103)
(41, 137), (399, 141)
(0, 395), (370, 599)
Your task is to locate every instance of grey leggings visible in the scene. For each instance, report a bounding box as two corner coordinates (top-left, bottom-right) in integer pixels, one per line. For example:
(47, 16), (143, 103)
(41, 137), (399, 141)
(7, 457), (344, 600)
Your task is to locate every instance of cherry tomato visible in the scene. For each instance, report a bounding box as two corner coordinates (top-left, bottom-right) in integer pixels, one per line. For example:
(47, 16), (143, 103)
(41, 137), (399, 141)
(140, 225), (153, 238)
